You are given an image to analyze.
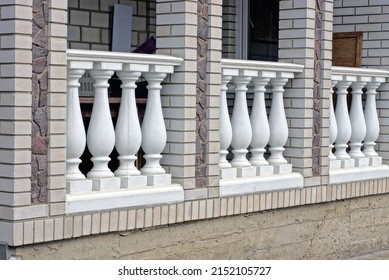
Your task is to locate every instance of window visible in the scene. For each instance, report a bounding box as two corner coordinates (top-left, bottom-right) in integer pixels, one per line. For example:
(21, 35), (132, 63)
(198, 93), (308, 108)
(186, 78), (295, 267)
(236, 0), (279, 61)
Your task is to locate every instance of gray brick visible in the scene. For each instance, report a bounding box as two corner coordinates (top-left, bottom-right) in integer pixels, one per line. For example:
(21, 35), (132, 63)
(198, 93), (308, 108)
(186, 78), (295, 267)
(343, 0), (368, 7)
(91, 12), (110, 28)
(80, 0), (99, 10)
(356, 6), (382, 14)
(369, 14), (389, 23)
(68, 0), (78, 8)
(370, 0), (389, 5)
(70, 10), (90, 26)
(100, 0), (119, 12)
(343, 15), (368, 24)
(334, 7), (356, 16)
(82, 27), (100, 43)
(67, 26), (80, 41)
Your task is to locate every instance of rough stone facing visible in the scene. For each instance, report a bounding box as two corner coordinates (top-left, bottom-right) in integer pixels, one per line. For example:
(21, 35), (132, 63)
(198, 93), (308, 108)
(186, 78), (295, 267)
(31, 0), (49, 203)
(196, 0), (209, 188)
(313, 0), (323, 176)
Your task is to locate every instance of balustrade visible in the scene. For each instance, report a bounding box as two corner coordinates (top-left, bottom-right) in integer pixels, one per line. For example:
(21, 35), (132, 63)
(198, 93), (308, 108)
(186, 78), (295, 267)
(219, 75), (233, 169)
(329, 66), (389, 183)
(329, 81), (338, 161)
(230, 74), (254, 169)
(219, 59), (303, 184)
(249, 77), (271, 167)
(66, 68), (89, 182)
(66, 49), (183, 211)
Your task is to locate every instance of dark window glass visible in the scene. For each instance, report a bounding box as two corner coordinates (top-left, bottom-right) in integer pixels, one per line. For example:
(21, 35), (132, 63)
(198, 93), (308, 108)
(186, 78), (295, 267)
(248, 0), (279, 61)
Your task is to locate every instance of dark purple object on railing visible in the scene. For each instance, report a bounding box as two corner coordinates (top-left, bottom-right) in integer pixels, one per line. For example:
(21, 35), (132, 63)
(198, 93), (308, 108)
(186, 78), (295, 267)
(133, 36), (156, 54)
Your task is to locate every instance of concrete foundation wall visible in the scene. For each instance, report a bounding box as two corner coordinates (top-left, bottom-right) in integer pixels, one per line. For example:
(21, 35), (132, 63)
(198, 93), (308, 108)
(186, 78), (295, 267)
(12, 193), (389, 259)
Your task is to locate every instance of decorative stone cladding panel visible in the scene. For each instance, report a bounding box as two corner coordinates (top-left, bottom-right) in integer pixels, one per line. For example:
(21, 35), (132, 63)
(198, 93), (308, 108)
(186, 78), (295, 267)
(196, 0), (209, 189)
(31, 0), (49, 204)
(333, 0), (389, 163)
(196, 0), (221, 192)
(67, 0), (156, 51)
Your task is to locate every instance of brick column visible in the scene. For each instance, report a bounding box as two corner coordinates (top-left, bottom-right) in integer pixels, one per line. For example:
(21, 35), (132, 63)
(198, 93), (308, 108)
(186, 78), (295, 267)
(46, 0), (68, 216)
(0, 0), (46, 246)
(320, 0), (333, 187)
(156, 0), (198, 194)
(279, 0), (332, 188)
(206, 0), (222, 196)
(377, 83), (389, 161)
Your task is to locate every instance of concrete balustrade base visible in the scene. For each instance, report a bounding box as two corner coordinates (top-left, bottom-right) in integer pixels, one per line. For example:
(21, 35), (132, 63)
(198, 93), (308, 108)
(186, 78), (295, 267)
(329, 165), (389, 184)
(220, 168), (237, 180)
(146, 174), (171, 186)
(66, 184), (184, 214)
(273, 163), (293, 174)
(236, 166), (257, 178)
(92, 177), (121, 191)
(255, 165), (274, 176)
(219, 172), (304, 197)
(120, 175), (147, 189)
(355, 157), (370, 167)
(66, 180), (93, 194)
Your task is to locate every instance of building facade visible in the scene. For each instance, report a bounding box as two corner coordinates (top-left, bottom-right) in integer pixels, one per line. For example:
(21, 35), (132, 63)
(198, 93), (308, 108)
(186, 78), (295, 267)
(1, 0), (389, 259)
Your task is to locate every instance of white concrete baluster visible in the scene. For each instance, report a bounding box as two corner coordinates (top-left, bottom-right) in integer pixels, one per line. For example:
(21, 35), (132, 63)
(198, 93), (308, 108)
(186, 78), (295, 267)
(364, 81), (381, 158)
(140, 72), (167, 175)
(329, 82), (338, 161)
(250, 77), (270, 166)
(349, 81), (367, 159)
(219, 75), (233, 168)
(66, 69), (87, 180)
(114, 70), (143, 176)
(334, 81), (352, 160)
(230, 75), (252, 167)
(268, 78), (289, 164)
(87, 64), (120, 178)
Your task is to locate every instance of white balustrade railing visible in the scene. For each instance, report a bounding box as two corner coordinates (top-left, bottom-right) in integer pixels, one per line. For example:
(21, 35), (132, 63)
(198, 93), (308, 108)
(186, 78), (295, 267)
(220, 59), (304, 180)
(330, 66), (389, 183)
(66, 49), (183, 195)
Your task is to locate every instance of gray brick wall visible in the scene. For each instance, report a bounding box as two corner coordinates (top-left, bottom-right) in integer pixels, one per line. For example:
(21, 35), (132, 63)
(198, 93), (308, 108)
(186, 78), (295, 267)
(222, 0), (236, 58)
(68, 0), (156, 51)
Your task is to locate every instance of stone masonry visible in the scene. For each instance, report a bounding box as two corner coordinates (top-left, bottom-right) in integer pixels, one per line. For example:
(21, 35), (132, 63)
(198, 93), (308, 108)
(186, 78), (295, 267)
(31, 0), (49, 204)
(196, 0), (209, 188)
(312, 0), (324, 176)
